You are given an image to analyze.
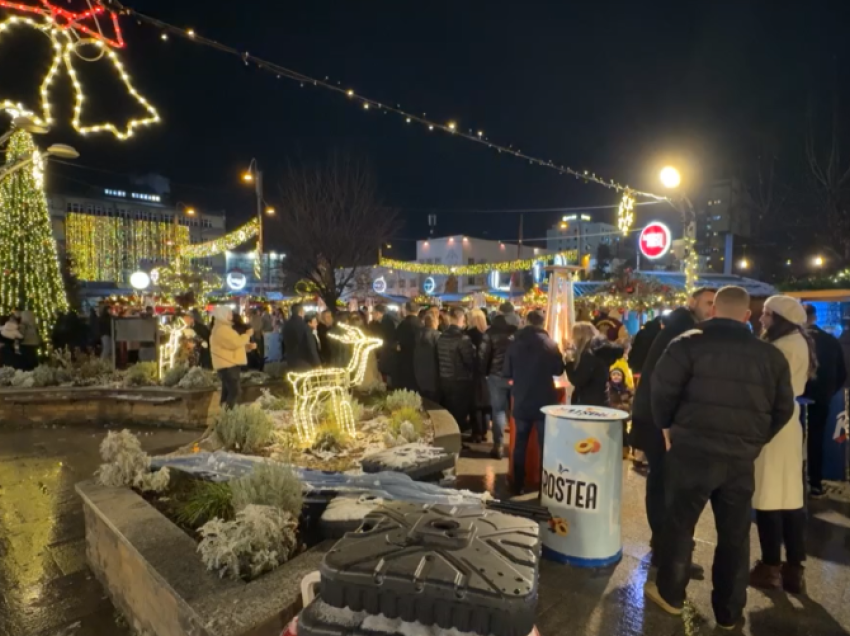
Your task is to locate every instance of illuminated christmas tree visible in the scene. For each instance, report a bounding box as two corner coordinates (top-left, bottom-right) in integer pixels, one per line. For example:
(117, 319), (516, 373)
(0, 130), (68, 344)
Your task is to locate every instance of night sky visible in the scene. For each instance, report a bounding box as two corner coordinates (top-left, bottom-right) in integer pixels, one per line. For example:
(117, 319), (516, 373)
(3, 0), (849, 258)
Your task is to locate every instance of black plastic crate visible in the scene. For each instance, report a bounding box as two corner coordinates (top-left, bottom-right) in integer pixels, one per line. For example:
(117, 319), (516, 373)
(319, 502), (540, 636)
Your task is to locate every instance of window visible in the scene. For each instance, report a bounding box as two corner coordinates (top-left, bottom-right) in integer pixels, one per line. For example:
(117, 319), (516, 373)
(399, 279), (406, 289)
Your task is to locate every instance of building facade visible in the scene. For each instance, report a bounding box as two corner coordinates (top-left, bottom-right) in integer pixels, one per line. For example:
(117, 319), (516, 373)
(546, 213), (621, 257)
(694, 178), (752, 274)
(47, 176), (227, 287)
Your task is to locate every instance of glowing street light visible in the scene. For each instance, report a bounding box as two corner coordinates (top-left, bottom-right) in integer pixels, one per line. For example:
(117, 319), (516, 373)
(738, 258), (750, 270)
(659, 166), (682, 189)
(242, 171), (253, 183)
(130, 271), (151, 290)
(814, 255), (825, 268)
(265, 206), (275, 215)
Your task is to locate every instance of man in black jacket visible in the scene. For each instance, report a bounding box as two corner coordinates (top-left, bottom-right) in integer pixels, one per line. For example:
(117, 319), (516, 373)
(372, 304), (399, 385)
(803, 304), (847, 496)
(632, 287), (716, 559)
(394, 301), (422, 392)
(436, 307), (476, 435)
(503, 310), (565, 494)
(283, 303), (321, 372)
(645, 286), (795, 629)
(483, 314), (517, 459)
(628, 315), (662, 375)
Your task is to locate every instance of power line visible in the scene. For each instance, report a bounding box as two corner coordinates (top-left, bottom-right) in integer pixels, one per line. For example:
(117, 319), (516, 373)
(397, 201), (662, 214)
(109, 1), (670, 202)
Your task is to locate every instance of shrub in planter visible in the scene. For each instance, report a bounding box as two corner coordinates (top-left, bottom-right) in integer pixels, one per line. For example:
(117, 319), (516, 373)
(311, 427), (346, 453)
(255, 388), (290, 412)
(76, 355), (113, 380)
(95, 429), (170, 492)
(10, 370), (34, 388)
(241, 370), (270, 386)
(230, 460), (303, 518)
(0, 366), (17, 386)
(198, 504), (298, 581)
(32, 364), (71, 387)
(162, 363), (189, 387)
(175, 481), (234, 528)
(177, 367), (217, 389)
(123, 362), (159, 387)
(323, 397), (365, 429)
(214, 405), (274, 453)
(385, 389), (422, 412)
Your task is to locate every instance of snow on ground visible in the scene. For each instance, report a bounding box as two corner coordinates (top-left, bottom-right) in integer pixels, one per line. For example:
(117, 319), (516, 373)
(310, 598), (481, 636)
(321, 494), (384, 522)
(363, 443), (449, 469)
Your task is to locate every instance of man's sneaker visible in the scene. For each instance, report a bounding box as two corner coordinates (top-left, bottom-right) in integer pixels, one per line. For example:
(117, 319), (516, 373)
(809, 486), (826, 499)
(490, 444), (504, 460)
(643, 581), (683, 615)
(649, 553), (705, 580)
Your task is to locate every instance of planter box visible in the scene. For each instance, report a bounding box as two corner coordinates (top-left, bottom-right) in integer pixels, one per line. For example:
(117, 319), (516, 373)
(424, 399), (461, 456)
(77, 480), (332, 636)
(0, 382), (287, 430)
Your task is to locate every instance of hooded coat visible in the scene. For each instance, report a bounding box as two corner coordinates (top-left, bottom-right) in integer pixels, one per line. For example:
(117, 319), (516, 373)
(210, 307), (251, 371)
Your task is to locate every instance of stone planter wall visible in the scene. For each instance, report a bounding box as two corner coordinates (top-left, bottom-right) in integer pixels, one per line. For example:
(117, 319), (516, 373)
(77, 480), (332, 636)
(0, 383), (286, 430)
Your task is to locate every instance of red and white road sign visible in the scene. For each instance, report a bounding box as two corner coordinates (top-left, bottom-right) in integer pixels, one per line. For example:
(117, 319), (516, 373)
(639, 222), (672, 259)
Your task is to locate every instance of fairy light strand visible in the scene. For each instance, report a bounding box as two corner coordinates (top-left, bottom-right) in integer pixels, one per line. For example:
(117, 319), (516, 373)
(378, 249), (577, 276)
(109, 1), (669, 201)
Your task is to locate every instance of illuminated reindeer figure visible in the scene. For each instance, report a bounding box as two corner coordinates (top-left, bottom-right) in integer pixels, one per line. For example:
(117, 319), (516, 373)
(287, 324), (382, 441)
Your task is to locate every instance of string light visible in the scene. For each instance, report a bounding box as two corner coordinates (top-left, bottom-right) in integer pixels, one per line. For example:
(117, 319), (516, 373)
(378, 250), (577, 276)
(286, 325), (382, 441)
(0, 130), (68, 345)
(617, 190), (635, 236)
(0, 1), (125, 48)
(179, 218), (259, 259)
(66, 214), (188, 283)
(158, 318), (186, 377)
(116, 3), (670, 201)
(0, 13), (160, 140)
(682, 236), (699, 293)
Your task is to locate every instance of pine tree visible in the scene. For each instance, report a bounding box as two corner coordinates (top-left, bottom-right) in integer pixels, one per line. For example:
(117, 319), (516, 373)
(0, 130), (68, 345)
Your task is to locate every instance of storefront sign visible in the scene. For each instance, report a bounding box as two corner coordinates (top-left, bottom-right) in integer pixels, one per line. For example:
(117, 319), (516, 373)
(422, 276), (436, 295)
(373, 276), (387, 294)
(226, 270), (247, 291)
(639, 222), (672, 259)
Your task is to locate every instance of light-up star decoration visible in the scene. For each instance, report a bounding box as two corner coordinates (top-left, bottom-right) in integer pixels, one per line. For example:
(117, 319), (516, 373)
(0, 1), (160, 140)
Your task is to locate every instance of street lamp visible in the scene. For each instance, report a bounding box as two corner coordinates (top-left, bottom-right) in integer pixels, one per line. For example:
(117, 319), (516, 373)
(659, 166), (682, 189)
(130, 271), (151, 290)
(814, 255), (825, 268)
(0, 115), (50, 147)
(242, 158), (276, 280)
(0, 141), (79, 181)
(738, 258), (750, 270)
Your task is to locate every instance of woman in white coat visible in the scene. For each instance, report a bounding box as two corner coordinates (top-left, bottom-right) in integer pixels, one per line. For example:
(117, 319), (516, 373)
(750, 295), (817, 594)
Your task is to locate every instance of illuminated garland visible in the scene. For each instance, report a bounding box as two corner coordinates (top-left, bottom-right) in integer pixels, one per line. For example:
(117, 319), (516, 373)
(522, 285), (548, 307)
(576, 273), (689, 312)
(158, 317), (185, 377)
(179, 218), (259, 259)
(155, 262), (222, 306)
(66, 214), (188, 282)
(617, 190), (635, 236)
(683, 236), (699, 293)
(0, 130), (68, 344)
(287, 325), (382, 441)
(0, 13), (160, 140)
(379, 250), (577, 275)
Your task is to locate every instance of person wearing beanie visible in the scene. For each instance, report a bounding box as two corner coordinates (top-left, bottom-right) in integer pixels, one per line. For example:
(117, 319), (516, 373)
(749, 295), (818, 595)
(802, 303), (847, 497)
(644, 286), (795, 629)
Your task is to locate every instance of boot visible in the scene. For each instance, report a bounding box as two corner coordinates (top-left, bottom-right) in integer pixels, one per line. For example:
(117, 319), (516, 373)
(781, 563), (806, 595)
(749, 561), (782, 590)
(489, 444), (504, 460)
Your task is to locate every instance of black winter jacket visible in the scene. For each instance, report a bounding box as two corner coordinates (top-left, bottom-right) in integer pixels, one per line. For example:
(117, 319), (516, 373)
(631, 307), (696, 452)
(436, 325), (476, 382)
(804, 325), (847, 404)
(394, 315), (422, 391)
(629, 316), (662, 374)
(413, 327), (441, 396)
(283, 315), (321, 371)
(651, 318), (796, 463)
(482, 317), (516, 377)
(503, 325), (565, 421)
(374, 313), (400, 376)
(565, 340), (624, 407)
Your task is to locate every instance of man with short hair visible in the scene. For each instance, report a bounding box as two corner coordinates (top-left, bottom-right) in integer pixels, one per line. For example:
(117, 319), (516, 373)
(499, 301), (521, 329)
(645, 286), (795, 629)
(394, 301), (422, 391)
(283, 303), (320, 371)
(632, 286), (716, 562)
(803, 304), (847, 496)
(503, 310), (564, 495)
(436, 307), (476, 433)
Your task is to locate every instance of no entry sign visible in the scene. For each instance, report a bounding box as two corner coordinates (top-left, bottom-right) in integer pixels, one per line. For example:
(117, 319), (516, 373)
(639, 222), (672, 259)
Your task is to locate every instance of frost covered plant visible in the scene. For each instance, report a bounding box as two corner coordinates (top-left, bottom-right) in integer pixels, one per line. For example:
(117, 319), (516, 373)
(162, 363), (189, 387)
(95, 429), (170, 492)
(175, 481), (234, 528)
(123, 362), (159, 387)
(197, 505), (298, 580)
(323, 398), (364, 428)
(10, 370), (34, 388)
(77, 356), (113, 380)
(312, 427), (345, 453)
(358, 378), (387, 395)
(256, 388), (290, 411)
(214, 405), (274, 453)
(0, 366), (15, 386)
(389, 407), (424, 437)
(384, 421), (420, 448)
(230, 460), (303, 517)
(240, 370), (270, 386)
(385, 389), (422, 412)
(177, 367), (217, 389)
(31, 365), (58, 388)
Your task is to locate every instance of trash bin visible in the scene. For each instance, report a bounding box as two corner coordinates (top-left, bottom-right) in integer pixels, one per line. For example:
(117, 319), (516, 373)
(539, 404), (628, 567)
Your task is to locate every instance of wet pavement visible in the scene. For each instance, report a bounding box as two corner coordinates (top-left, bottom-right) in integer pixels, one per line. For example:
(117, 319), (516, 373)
(1, 427), (849, 635)
(0, 426), (198, 636)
